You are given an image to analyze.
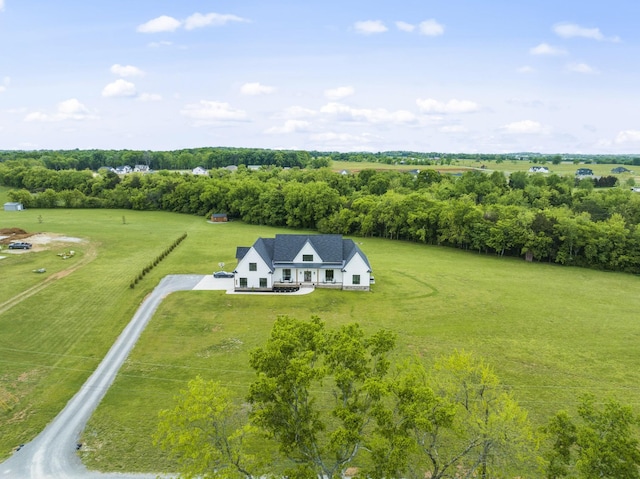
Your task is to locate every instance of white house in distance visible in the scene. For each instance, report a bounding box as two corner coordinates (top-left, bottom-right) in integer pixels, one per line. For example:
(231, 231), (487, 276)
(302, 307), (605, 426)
(234, 234), (373, 292)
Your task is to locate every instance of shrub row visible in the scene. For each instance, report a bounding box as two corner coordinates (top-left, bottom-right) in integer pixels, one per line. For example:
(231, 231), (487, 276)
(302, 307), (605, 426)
(129, 233), (187, 289)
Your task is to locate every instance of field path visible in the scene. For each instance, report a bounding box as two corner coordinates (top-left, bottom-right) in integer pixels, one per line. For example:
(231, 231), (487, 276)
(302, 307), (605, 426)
(0, 274), (205, 479)
(0, 243), (98, 316)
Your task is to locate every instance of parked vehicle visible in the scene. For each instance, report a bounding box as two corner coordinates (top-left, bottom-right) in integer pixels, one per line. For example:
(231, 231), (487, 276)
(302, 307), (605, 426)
(213, 271), (234, 278)
(8, 242), (32, 249)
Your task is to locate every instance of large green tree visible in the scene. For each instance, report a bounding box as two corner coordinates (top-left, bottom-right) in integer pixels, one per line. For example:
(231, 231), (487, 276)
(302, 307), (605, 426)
(247, 316), (395, 479)
(544, 394), (640, 478)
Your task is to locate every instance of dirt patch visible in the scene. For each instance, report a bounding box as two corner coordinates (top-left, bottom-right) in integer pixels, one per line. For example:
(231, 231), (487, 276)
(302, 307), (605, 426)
(0, 229), (85, 253)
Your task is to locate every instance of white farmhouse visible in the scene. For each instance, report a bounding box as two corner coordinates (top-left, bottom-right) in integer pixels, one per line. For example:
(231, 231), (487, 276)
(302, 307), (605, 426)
(234, 234), (372, 292)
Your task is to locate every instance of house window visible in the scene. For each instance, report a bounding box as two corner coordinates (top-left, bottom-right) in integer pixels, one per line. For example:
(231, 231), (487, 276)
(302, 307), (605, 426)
(239, 278), (248, 288)
(260, 278), (267, 288)
(303, 254), (313, 262)
(249, 262), (257, 271)
(283, 269), (291, 281)
(325, 270), (334, 282)
(352, 274), (360, 285)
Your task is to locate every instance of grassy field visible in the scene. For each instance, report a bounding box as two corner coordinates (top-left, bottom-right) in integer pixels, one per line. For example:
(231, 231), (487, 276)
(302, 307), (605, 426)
(1, 200), (640, 472)
(331, 159), (639, 183)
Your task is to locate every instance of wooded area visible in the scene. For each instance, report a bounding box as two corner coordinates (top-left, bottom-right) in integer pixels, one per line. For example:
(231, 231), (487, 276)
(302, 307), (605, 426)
(2, 149), (640, 273)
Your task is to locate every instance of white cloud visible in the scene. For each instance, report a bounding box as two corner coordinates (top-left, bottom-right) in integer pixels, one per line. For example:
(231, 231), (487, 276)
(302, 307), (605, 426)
(180, 100), (248, 123)
(320, 102), (416, 124)
(615, 130), (640, 144)
(24, 98), (97, 122)
(0, 0), (4, 12)
(416, 98), (480, 114)
(501, 120), (546, 134)
(517, 65), (535, 73)
(265, 120), (310, 134)
(324, 86), (354, 101)
(354, 20), (387, 35)
(530, 43), (567, 56)
(440, 125), (468, 133)
(566, 62), (597, 74)
(110, 64), (145, 77)
(138, 93), (163, 102)
(276, 106), (318, 119)
(102, 79), (137, 97)
(0, 86), (5, 93)
(553, 23), (619, 42)
(240, 82), (275, 95)
(395, 21), (415, 33)
(419, 19), (445, 36)
(137, 15), (182, 33)
(184, 12), (248, 30)
(0, 77), (9, 92)
(310, 132), (373, 144)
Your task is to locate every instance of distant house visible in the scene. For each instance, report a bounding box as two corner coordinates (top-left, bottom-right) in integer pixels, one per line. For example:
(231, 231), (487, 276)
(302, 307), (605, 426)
(225, 165), (238, 172)
(192, 166), (208, 176)
(234, 234), (372, 292)
(3, 202), (23, 211)
(529, 166), (549, 173)
(114, 165), (132, 174)
(340, 169), (349, 175)
(631, 187), (640, 193)
(247, 165), (261, 171)
(611, 166), (631, 174)
(576, 168), (594, 177)
(210, 213), (228, 223)
(134, 164), (150, 173)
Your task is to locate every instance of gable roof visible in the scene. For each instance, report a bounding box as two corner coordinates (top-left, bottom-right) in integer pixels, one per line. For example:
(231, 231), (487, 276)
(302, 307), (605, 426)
(239, 234), (371, 271)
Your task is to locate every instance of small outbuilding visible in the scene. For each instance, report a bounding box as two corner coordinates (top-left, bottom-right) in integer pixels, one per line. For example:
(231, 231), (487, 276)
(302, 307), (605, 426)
(211, 213), (228, 223)
(3, 202), (24, 211)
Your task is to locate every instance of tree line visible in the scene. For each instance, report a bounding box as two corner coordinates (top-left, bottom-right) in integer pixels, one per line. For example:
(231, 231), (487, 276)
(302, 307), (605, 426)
(3, 160), (640, 273)
(155, 316), (640, 479)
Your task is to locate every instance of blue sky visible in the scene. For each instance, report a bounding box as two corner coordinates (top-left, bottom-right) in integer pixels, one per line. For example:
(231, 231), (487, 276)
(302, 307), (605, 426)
(1, 1), (639, 153)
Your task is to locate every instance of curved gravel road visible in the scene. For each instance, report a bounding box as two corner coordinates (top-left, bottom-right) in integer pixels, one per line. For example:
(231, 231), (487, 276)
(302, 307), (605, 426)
(0, 274), (206, 479)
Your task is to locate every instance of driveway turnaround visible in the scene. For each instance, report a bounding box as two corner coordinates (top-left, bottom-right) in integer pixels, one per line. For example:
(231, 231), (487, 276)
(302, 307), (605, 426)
(0, 274), (205, 479)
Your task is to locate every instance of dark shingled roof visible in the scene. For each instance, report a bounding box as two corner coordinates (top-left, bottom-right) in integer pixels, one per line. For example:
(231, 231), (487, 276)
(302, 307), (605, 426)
(240, 234), (371, 272)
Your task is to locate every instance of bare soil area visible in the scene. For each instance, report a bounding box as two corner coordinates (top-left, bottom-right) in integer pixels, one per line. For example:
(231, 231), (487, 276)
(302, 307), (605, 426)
(0, 228), (85, 253)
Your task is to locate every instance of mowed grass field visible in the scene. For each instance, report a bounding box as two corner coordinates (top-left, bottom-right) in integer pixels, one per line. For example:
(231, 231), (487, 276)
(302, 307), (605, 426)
(331, 159), (640, 183)
(1, 196), (640, 472)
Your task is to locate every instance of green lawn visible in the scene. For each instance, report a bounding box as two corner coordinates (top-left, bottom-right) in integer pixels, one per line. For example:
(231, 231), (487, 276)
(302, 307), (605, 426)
(331, 159), (639, 183)
(2, 205), (640, 473)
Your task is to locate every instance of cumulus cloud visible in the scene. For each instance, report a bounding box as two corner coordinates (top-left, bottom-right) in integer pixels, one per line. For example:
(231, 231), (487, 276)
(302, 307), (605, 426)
(265, 120), (310, 134)
(501, 120), (546, 134)
(110, 64), (145, 77)
(240, 82), (275, 95)
(137, 15), (182, 33)
(566, 62), (597, 74)
(530, 43), (567, 55)
(24, 98), (98, 122)
(184, 12), (248, 30)
(419, 19), (445, 36)
(276, 106), (318, 119)
(180, 100), (248, 123)
(320, 102), (416, 124)
(0, 76), (8, 93)
(354, 20), (388, 35)
(395, 21), (415, 32)
(416, 98), (480, 114)
(553, 22), (619, 42)
(517, 65), (535, 73)
(615, 130), (640, 144)
(0, 1), (4, 12)
(324, 86), (354, 101)
(102, 79), (137, 97)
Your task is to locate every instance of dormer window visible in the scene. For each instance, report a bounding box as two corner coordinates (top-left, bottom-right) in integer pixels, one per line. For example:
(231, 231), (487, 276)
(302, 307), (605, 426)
(303, 254), (313, 262)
